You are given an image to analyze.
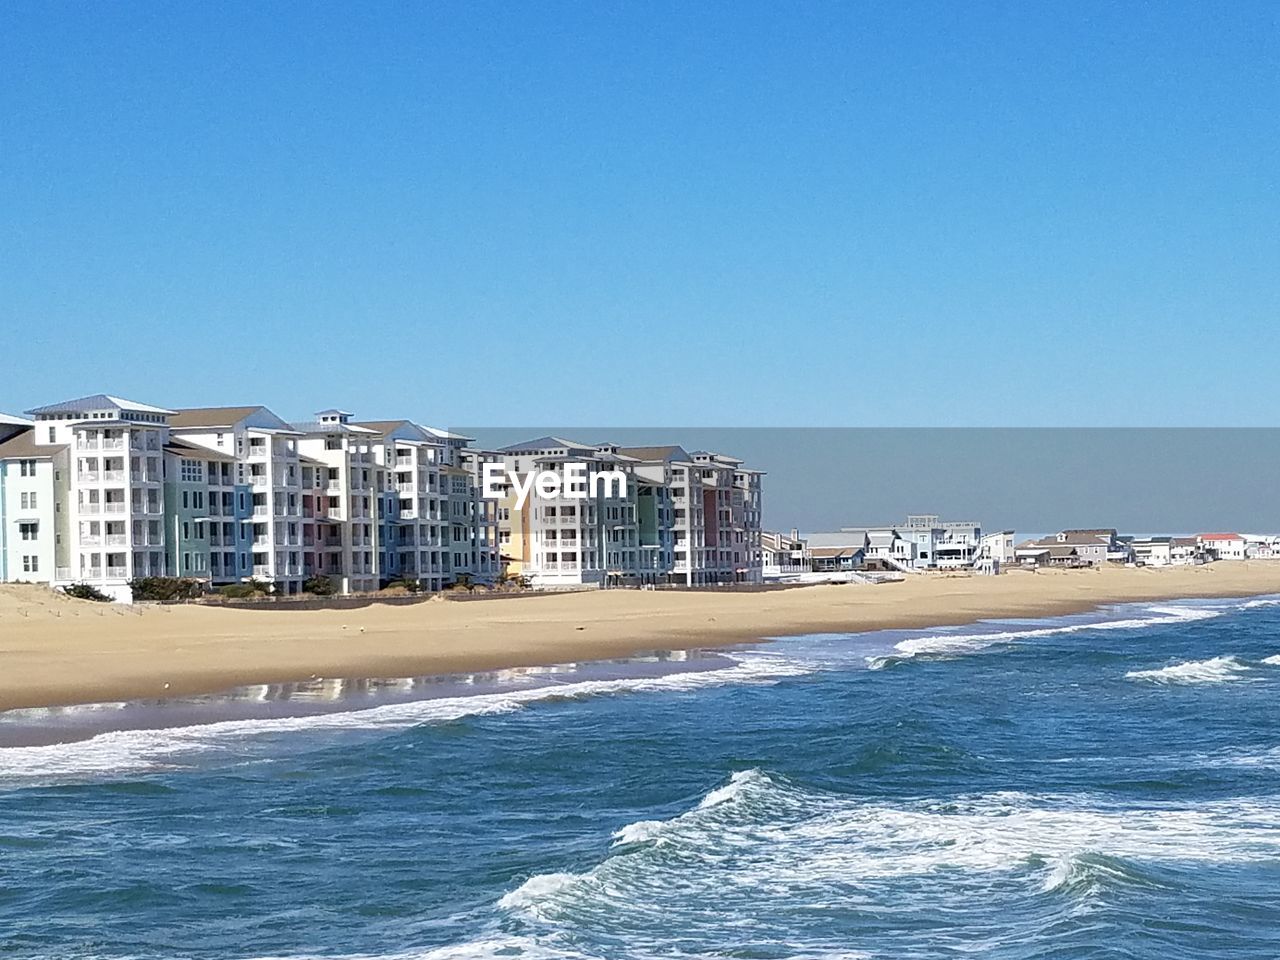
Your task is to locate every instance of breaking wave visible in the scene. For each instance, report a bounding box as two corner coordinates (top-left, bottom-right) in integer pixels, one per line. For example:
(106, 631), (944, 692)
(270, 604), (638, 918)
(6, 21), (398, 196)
(497, 769), (1280, 936)
(1125, 655), (1254, 684)
(880, 603), (1223, 663)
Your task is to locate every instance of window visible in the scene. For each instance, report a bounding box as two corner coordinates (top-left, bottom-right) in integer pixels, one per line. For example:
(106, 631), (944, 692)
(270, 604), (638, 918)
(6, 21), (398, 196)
(47, 427), (55, 443)
(19, 522), (38, 541)
(20, 492), (36, 510)
(22, 555), (39, 573)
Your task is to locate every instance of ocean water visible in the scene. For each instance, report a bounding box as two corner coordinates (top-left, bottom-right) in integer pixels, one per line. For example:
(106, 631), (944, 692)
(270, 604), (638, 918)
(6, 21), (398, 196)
(3, 596), (1280, 959)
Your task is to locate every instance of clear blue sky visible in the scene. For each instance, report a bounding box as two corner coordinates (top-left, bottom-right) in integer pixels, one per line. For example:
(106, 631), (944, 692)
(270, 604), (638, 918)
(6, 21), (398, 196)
(1, 2), (1276, 425)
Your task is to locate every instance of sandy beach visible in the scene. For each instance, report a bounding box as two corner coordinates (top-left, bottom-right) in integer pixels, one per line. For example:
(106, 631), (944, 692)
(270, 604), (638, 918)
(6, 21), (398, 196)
(2, 563), (1278, 711)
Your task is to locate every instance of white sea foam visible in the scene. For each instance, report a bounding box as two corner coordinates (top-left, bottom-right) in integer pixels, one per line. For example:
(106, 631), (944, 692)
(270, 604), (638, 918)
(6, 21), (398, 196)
(501, 769), (1280, 932)
(1125, 655), (1253, 684)
(1260, 654), (1280, 666)
(239, 936), (602, 960)
(891, 603), (1222, 660)
(238, 936), (868, 960)
(0, 653), (811, 787)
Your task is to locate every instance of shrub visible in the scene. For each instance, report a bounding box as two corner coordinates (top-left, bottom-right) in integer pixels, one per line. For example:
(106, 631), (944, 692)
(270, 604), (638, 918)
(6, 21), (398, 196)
(302, 575), (335, 596)
(129, 576), (204, 602)
(63, 582), (113, 602)
(383, 578), (422, 594)
(218, 582), (269, 600)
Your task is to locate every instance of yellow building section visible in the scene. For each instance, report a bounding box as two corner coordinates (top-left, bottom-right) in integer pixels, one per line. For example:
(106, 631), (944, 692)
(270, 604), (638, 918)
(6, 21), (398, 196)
(499, 490), (532, 577)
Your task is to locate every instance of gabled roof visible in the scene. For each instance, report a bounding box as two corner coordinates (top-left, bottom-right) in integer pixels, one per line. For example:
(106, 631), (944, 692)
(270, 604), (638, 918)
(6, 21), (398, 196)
(807, 530), (871, 549)
(1199, 532), (1244, 541)
(25, 394), (175, 416)
(422, 426), (475, 442)
(810, 545), (865, 559)
(617, 445), (692, 463)
(1053, 529), (1116, 545)
(164, 439), (237, 463)
(290, 420), (377, 435)
(497, 435), (596, 454)
(169, 406), (293, 430)
(0, 429), (62, 459)
(0, 412), (32, 427)
(353, 420), (442, 444)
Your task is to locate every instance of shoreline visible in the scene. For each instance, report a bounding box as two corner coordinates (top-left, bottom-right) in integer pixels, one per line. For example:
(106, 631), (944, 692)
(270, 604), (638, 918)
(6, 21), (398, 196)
(2, 563), (1279, 712)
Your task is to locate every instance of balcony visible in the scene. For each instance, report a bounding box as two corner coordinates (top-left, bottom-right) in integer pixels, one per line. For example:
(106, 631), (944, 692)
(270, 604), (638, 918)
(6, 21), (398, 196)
(103, 470), (125, 482)
(81, 566), (104, 579)
(250, 475), (269, 487)
(105, 534), (127, 547)
(80, 535), (103, 546)
(252, 565), (272, 578)
(77, 472), (100, 483)
(106, 565), (127, 579)
(79, 503), (102, 515)
(103, 439), (125, 451)
(104, 503), (127, 515)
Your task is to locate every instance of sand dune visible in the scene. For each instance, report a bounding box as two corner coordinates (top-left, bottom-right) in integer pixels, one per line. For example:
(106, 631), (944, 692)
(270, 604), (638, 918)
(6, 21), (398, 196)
(1, 562), (1278, 710)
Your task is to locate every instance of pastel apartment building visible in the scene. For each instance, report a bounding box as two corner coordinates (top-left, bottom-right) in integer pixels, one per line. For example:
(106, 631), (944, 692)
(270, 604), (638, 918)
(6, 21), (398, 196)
(491, 437), (761, 588)
(0, 393), (509, 599)
(168, 406), (306, 592)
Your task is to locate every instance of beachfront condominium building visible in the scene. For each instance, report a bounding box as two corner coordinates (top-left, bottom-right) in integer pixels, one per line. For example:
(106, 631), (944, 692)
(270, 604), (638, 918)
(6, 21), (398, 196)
(161, 438), (242, 583)
(491, 438), (761, 589)
(455, 441), (502, 584)
(688, 451), (764, 584)
(0, 413), (57, 586)
(353, 419), (451, 592)
(493, 436), (644, 589)
(8, 395), (175, 601)
(168, 406), (305, 592)
(292, 410), (379, 594)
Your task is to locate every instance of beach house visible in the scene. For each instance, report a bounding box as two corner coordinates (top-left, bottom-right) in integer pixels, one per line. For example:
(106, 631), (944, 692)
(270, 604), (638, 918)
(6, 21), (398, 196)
(1198, 533), (1248, 561)
(762, 529), (810, 578)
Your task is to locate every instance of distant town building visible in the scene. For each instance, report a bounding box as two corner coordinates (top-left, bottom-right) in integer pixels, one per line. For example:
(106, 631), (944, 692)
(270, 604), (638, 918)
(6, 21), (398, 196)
(1017, 529), (1128, 568)
(761, 529), (809, 578)
(1198, 532), (1248, 561)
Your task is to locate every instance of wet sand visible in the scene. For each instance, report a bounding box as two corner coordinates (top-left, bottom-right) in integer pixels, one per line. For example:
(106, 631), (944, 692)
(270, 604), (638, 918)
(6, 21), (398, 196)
(1, 563), (1278, 710)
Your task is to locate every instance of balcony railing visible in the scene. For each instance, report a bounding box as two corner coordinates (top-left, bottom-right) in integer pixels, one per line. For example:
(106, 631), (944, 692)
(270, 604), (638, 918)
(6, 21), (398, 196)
(79, 503), (102, 515)
(105, 534), (127, 547)
(106, 565), (127, 578)
(103, 470), (125, 482)
(80, 535), (103, 546)
(103, 439), (125, 451)
(104, 503), (127, 514)
(77, 472), (100, 483)
(81, 566), (104, 579)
